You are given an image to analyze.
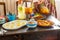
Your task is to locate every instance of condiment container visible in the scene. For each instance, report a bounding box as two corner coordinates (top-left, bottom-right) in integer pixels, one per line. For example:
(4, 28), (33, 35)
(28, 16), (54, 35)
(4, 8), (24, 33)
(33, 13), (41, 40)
(27, 19), (37, 28)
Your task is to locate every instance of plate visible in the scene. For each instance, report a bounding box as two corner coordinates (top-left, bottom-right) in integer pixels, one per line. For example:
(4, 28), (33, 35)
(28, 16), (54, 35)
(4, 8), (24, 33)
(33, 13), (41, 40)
(37, 20), (54, 27)
(2, 20), (27, 30)
(34, 15), (46, 20)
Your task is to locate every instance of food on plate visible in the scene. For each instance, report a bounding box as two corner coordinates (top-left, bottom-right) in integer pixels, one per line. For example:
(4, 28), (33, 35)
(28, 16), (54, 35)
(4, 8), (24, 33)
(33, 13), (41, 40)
(34, 15), (44, 19)
(37, 20), (53, 27)
(29, 22), (34, 24)
(2, 20), (27, 30)
(34, 13), (44, 20)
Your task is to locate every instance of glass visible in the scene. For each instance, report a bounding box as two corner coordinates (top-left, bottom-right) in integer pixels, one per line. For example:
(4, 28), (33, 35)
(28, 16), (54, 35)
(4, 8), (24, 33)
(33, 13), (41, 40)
(25, 7), (33, 14)
(18, 1), (26, 20)
(18, 5), (26, 20)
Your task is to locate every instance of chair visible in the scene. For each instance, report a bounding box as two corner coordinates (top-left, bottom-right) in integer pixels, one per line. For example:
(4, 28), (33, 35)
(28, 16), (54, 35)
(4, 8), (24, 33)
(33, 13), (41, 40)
(0, 2), (6, 16)
(16, 1), (18, 15)
(44, 0), (57, 18)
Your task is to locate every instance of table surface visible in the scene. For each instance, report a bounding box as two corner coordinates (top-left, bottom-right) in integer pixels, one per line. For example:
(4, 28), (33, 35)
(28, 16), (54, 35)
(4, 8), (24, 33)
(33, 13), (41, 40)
(0, 15), (60, 36)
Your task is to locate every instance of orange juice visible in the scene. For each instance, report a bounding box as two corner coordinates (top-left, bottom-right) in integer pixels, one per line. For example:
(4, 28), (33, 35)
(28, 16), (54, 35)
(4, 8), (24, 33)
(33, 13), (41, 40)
(29, 7), (33, 14)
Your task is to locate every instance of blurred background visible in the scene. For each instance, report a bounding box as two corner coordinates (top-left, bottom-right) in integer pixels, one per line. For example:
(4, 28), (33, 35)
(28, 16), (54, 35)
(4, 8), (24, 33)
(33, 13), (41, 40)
(0, 0), (60, 20)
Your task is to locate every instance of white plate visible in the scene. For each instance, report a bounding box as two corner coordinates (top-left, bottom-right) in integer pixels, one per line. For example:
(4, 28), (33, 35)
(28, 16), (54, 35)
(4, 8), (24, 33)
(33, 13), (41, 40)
(2, 20), (27, 30)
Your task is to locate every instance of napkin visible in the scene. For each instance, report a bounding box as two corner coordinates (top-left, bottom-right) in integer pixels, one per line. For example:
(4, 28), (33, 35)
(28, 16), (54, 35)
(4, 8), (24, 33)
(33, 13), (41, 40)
(0, 29), (7, 35)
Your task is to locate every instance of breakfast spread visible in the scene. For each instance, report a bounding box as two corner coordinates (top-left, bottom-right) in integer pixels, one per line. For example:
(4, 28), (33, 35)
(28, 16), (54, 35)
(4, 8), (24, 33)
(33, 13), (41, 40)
(1, 0), (54, 30)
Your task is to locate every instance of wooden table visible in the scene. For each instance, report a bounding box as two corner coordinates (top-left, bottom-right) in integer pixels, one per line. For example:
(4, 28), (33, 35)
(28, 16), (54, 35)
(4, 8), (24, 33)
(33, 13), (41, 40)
(0, 15), (60, 40)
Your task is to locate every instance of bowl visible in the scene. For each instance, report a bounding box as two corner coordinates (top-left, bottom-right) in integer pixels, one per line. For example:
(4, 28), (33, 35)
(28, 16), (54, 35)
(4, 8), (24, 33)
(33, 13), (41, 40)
(27, 21), (37, 28)
(0, 16), (5, 24)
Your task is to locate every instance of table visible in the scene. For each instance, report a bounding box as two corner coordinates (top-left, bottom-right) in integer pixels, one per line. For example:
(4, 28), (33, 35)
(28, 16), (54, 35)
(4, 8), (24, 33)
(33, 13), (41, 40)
(0, 15), (60, 40)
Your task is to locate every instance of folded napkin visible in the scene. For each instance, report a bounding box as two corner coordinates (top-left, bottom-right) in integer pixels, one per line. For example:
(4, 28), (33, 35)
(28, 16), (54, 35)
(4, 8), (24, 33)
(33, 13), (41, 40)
(0, 29), (7, 35)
